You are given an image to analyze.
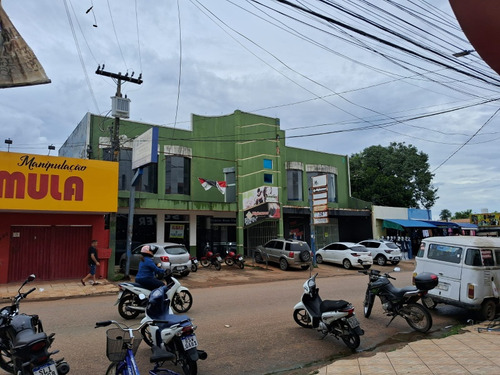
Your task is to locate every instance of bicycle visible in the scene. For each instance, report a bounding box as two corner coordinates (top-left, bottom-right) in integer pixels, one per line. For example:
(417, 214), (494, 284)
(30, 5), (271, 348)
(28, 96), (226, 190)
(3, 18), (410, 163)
(95, 320), (181, 375)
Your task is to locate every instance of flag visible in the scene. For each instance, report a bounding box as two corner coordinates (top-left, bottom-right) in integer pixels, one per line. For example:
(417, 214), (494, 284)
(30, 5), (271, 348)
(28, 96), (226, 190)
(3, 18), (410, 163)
(198, 178), (226, 194)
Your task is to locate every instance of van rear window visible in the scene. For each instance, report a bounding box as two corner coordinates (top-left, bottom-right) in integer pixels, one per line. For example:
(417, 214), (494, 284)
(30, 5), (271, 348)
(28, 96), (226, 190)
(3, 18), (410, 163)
(428, 244), (462, 264)
(465, 248), (495, 266)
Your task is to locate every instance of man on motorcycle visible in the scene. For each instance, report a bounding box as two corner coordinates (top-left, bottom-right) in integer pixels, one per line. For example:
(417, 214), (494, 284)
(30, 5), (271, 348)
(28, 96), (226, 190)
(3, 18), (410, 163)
(135, 245), (171, 290)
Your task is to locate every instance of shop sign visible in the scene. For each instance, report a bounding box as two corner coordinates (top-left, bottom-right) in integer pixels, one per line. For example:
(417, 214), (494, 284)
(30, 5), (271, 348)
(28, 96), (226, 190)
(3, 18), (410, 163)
(0, 151), (118, 212)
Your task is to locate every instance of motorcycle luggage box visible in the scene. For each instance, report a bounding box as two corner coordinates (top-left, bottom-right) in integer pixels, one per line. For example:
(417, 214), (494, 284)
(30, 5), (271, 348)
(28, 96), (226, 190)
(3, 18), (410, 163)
(415, 272), (439, 291)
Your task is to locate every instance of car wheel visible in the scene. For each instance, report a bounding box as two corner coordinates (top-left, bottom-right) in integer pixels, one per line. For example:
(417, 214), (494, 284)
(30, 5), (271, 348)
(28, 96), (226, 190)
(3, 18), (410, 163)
(343, 259), (352, 269)
(375, 255), (387, 266)
(254, 252), (264, 264)
(279, 258), (289, 271)
(316, 254), (323, 264)
(300, 250), (311, 262)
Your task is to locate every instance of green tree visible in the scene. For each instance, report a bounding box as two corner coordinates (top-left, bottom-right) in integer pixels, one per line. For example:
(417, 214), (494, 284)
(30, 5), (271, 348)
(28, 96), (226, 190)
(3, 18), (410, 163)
(440, 209), (452, 221)
(350, 142), (438, 209)
(452, 209), (472, 220)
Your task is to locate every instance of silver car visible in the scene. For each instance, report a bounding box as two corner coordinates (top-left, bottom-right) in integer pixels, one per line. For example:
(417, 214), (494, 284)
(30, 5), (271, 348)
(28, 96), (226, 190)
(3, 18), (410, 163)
(254, 238), (312, 271)
(357, 239), (402, 266)
(120, 242), (192, 277)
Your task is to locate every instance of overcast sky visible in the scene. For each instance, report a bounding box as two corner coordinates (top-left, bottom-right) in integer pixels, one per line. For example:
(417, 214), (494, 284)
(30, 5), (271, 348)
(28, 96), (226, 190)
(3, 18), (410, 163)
(1, 0), (499, 220)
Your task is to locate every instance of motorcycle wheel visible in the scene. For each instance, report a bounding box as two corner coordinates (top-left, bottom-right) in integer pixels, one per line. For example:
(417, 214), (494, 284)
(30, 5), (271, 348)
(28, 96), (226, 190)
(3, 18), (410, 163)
(225, 258), (235, 266)
(191, 263), (198, 272)
(363, 290), (375, 318)
(341, 327), (361, 350)
(118, 292), (142, 320)
(0, 346), (14, 374)
(403, 303), (432, 333)
(200, 259), (210, 267)
(214, 261), (222, 271)
(237, 260), (245, 269)
(181, 356), (198, 375)
(141, 325), (154, 347)
(172, 290), (193, 313)
(293, 308), (312, 328)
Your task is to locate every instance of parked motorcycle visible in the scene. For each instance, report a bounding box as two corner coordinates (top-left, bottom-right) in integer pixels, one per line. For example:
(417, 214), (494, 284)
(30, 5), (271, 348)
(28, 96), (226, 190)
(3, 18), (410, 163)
(190, 256), (198, 272)
(360, 267), (438, 333)
(200, 250), (222, 271)
(224, 250), (245, 269)
(293, 273), (364, 349)
(139, 285), (207, 375)
(116, 275), (193, 319)
(0, 274), (70, 375)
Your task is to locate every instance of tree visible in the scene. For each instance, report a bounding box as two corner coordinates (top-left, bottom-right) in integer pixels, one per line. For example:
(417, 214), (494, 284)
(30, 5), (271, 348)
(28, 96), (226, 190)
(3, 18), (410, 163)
(440, 209), (452, 221)
(350, 142), (438, 209)
(452, 209), (472, 220)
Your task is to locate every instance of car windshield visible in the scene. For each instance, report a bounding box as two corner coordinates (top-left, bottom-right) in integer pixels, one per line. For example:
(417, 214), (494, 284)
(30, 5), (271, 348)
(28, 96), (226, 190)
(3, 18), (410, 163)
(164, 246), (187, 255)
(385, 242), (399, 249)
(350, 246), (368, 252)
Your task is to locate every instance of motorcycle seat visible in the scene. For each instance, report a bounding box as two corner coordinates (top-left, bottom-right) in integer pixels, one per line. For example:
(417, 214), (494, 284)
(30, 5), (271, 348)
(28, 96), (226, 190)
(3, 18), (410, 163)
(13, 330), (47, 349)
(386, 284), (417, 298)
(150, 313), (191, 327)
(150, 345), (175, 363)
(320, 299), (350, 313)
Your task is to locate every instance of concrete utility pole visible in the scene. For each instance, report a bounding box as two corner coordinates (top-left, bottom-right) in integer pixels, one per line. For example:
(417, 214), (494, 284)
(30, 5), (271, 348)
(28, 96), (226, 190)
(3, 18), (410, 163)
(95, 66), (143, 279)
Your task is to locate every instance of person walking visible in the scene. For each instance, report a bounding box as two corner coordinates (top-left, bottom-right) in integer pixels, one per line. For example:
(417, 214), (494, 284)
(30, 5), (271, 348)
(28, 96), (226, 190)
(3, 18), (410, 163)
(81, 239), (100, 286)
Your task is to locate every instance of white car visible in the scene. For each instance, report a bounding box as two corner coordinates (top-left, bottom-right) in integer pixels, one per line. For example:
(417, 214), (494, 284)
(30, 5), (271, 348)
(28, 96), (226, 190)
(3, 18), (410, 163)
(357, 240), (402, 266)
(316, 242), (373, 269)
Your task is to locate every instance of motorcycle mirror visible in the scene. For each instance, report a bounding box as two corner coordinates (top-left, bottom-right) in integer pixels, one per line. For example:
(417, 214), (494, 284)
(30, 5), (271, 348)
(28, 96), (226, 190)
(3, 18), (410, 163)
(28, 274), (36, 282)
(393, 267), (401, 272)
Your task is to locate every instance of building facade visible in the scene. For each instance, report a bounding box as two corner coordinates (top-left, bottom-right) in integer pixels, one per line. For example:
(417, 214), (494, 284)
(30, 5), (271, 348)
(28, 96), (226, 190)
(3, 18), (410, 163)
(60, 110), (372, 272)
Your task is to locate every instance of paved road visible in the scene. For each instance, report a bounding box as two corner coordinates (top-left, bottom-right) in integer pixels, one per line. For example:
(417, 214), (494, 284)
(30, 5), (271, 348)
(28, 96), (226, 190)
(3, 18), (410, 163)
(11, 268), (471, 375)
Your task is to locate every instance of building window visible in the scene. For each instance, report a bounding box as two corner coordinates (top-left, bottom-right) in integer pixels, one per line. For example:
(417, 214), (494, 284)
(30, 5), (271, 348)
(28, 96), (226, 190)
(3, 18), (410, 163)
(307, 172), (337, 202)
(287, 169), (303, 201)
(263, 159), (273, 169)
(166, 156), (191, 195)
(264, 173), (273, 184)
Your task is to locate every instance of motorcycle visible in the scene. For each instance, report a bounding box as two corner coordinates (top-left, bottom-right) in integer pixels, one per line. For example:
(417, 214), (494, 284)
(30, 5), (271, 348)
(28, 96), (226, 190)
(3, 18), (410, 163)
(0, 274), (70, 375)
(224, 250), (245, 269)
(293, 273), (364, 349)
(360, 267), (438, 333)
(139, 285), (207, 375)
(200, 250), (222, 271)
(190, 256), (198, 272)
(116, 275), (193, 320)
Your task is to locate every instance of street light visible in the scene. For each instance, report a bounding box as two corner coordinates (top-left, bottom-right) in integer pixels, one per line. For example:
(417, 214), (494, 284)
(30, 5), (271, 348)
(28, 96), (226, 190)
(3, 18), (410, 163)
(4, 138), (12, 152)
(452, 49), (474, 57)
(48, 144), (55, 155)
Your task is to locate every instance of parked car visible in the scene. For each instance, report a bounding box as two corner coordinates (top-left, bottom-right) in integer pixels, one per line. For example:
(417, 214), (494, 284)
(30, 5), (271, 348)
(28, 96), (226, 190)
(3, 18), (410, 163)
(254, 238), (312, 271)
(357, 239), (402, 266)
(316, 242), (373, 269)
(119, 242), (192, 277)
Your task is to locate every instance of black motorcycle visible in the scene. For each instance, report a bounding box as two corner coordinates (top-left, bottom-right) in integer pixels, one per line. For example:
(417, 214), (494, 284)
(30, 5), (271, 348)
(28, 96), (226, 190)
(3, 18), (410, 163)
(0, 275), (70, 375)
(359, 268), (438, 333)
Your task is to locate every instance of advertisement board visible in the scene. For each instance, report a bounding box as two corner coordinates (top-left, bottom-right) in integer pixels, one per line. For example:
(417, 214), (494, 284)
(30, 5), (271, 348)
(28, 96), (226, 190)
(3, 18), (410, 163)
(0, 152), (118, 212)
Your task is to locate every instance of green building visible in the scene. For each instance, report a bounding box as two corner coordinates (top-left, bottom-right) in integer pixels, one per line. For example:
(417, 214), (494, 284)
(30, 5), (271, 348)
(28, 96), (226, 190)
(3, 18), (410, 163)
(60, 110), (372, 270)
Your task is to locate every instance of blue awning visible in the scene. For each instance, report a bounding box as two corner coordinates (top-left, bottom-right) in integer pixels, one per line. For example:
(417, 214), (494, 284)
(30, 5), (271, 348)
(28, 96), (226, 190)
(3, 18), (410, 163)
(452, 222), (478, 229)
(383, 219), (437, 231)
(421, 220), (460, 228)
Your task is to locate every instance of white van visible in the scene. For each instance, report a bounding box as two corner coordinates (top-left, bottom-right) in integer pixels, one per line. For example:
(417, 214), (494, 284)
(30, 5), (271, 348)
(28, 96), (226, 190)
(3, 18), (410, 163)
(413, 236), (500, 321)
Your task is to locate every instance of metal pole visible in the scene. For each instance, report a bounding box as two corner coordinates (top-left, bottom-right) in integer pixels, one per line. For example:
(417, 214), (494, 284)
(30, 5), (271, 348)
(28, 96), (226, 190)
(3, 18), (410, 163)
(124, 168), (143, 279)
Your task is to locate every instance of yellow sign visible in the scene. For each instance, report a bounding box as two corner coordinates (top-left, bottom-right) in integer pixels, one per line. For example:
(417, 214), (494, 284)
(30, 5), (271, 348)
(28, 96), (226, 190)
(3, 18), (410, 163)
(0, 152), (118, 212)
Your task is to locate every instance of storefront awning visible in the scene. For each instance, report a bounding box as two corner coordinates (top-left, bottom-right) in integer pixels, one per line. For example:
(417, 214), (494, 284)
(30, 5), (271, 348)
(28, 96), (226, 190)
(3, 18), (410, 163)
(453, 222), (478, 230)
(421, 220), (460, 228)
(382, 219), (437, 231)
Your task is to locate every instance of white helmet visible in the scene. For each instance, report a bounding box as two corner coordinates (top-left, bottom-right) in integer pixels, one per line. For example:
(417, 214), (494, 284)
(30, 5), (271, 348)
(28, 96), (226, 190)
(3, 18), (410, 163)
(141, 245), (154, 256)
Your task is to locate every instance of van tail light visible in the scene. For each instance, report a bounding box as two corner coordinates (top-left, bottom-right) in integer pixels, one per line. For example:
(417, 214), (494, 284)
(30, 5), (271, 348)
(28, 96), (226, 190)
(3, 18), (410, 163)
(468, 283), (475, 299)
(160, 256), (170, 262)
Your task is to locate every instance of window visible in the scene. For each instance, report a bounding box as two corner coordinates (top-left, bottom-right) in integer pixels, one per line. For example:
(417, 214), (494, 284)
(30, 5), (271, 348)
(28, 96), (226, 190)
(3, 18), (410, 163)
(263, 159), (273, 169)
(264, 174), (273, 184)
(428, 244), (462, 264)
(465, 249), (482, 266)
(287, 169), (303, 201)
(166, 156), (191, 195)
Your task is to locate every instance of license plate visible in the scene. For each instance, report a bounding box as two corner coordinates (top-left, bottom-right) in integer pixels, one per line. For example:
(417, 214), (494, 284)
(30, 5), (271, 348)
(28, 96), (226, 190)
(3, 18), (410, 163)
(175, 266), (186, 271)
(436, 283), (449, 291)
(347, 316), (360, 328)
(33, 361), (57, 375)
(217, 256), (223, 262)
(181, 334), (198, 350)
(422, 296), (434, 308)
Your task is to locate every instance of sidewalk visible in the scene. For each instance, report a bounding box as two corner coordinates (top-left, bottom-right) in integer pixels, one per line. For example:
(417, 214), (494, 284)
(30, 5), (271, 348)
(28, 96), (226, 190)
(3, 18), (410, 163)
(314, 321), (500, 375)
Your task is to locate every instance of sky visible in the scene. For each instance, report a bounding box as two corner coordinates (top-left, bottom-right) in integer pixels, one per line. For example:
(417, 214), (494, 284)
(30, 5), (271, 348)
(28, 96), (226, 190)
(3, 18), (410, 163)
(1, 0), (499, 220)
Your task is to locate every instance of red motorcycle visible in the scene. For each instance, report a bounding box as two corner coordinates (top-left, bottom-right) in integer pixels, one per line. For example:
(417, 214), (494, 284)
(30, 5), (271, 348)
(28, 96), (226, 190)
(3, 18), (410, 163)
(224, 250), (245, 269)
(200, 250), (222, 271)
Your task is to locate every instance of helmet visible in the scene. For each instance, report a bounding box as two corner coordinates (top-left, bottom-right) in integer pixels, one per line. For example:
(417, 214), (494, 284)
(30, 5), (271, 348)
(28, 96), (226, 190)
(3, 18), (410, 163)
(141, 245), (154, 256)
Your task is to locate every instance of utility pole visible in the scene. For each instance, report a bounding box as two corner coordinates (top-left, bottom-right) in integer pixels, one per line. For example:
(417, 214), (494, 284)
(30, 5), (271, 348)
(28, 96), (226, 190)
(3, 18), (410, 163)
(95, 66), (143, 279)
